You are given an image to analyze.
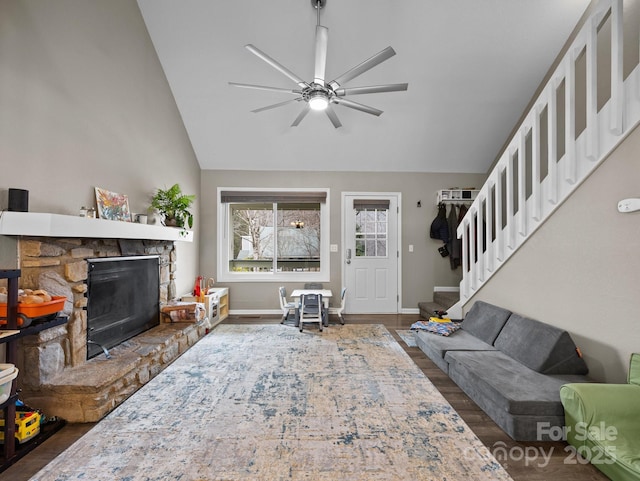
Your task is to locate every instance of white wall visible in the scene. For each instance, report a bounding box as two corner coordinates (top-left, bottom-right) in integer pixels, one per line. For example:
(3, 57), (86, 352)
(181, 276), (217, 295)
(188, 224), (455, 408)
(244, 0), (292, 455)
(469, 124), (640, 383)
(0, 0), (201, 295)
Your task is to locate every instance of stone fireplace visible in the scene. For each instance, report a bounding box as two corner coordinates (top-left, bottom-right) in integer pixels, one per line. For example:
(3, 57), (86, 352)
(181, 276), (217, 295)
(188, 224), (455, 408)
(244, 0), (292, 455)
(0, 212), (205, 422)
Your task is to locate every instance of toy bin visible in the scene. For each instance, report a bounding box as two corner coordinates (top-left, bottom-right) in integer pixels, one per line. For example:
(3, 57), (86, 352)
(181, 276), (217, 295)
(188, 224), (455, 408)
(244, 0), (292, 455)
(0, 366), (19, 404)
(0, 363), (13, 379)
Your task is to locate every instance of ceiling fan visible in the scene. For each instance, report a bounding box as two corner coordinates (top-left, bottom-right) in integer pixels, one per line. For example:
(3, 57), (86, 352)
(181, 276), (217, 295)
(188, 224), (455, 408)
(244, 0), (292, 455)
(229, 0), (408, 128)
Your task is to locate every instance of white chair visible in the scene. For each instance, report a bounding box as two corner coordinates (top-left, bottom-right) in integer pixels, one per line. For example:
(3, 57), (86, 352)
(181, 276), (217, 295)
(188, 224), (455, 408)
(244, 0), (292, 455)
(278, 287), (296, 324)
(329, 287), (347, 325)
(299, 293), (324, 332)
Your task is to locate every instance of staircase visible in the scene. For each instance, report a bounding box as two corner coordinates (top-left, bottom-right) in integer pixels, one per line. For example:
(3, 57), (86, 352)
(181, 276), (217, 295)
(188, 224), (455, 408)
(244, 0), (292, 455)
(454, 0), (640, 311)
(418, 289), (460, 320)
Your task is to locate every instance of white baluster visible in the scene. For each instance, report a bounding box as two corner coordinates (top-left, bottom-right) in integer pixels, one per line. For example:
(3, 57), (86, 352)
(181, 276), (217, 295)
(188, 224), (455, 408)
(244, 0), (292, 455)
(611, 0), (624, 135)
(476, 202), (484, 282)
(460, 220), (469, 297)
(518, 130), (527, 237)
(532, 107), (541, 221)
(495, 166), (504, 262)
(469, 210), (477, 291)
(586, 15), (599, 161)
(548, 81), (558, 205)
(485, 182), (494, 273)
(506, 152), (514, 249)
(565, 50), (577, 184)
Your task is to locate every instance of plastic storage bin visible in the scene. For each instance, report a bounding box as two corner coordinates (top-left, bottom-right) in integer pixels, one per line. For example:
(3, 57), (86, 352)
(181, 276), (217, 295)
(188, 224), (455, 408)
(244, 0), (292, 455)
(0, 365), (18, 404)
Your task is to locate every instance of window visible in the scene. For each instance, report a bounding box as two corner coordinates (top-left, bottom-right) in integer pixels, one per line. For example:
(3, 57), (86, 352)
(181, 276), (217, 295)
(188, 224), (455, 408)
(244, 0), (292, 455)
(218, 189), (329, 282)
(354, 199), (389, 257)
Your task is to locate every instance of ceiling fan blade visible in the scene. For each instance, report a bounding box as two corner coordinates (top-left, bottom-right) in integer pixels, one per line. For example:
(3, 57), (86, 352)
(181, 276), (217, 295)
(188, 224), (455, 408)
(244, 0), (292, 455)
(291, 106), (310, 127)
(325, 105), (342, 128)
(245, 44), (310, 89)
(229, 82), (302, 95)
(333, 97), (383, 116)
(328, 46), (396, 90)
(314, 25), (328, 85)
(251, 98), (302, 114)
(334, 83), (408, 96)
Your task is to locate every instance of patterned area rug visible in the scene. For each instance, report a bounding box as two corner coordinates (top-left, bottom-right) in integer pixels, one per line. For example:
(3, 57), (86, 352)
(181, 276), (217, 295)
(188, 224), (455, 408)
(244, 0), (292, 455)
(396, 329), (417, 347)
(31, 324), (512, 481)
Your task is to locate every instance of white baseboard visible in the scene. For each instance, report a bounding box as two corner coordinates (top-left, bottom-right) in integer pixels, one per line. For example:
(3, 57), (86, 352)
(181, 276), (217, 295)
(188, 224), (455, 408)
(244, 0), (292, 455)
(401, 308), (419, 314)
(433, 286), (460, 292)
(229, 309), (282, 316)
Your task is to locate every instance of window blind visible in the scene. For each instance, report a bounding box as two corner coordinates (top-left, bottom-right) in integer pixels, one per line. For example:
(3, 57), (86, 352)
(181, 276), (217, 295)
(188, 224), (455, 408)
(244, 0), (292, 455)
(221, 190), (327, 203)
(353, 199), (390, 210)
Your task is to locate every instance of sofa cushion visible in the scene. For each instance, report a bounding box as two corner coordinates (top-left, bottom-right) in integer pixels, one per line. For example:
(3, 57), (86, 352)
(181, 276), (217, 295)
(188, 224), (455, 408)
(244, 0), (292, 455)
(414, 329), (496, 373)
(445, 350), (586, 416)
(460, 301), (511, 345)
(493, 314), (588, 375)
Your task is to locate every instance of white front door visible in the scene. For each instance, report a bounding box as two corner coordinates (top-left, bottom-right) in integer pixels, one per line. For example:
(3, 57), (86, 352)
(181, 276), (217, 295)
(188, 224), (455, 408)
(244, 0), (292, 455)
(343, 193), (400, 314)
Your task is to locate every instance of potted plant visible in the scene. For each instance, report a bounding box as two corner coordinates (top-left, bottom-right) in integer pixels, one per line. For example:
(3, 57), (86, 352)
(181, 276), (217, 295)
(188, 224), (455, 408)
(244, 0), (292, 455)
(150, 184), (195, 228)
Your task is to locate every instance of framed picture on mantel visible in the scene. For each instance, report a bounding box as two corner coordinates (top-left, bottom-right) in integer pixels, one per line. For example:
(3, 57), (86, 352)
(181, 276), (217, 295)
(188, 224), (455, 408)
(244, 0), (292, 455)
(95, 187), (131, 222)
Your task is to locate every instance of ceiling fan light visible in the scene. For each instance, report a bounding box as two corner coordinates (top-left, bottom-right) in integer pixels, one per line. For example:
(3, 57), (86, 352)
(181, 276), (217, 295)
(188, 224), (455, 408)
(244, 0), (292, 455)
(308, 93), (329, 111)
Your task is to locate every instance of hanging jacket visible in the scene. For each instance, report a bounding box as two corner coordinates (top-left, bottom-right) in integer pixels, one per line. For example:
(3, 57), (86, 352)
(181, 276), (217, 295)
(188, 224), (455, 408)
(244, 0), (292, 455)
(457, 204), (468, 223)
(430, 203), (449, 243)
(447, 204), (461, 269)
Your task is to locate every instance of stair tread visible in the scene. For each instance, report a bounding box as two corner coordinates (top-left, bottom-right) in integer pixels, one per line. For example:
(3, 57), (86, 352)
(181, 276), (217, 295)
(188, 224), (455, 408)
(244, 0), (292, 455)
(418, 291), (459, 318)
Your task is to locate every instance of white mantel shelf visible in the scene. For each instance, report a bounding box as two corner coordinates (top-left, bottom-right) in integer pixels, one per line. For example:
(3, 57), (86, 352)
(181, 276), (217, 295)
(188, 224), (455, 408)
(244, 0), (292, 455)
(0, 212), (193, 242)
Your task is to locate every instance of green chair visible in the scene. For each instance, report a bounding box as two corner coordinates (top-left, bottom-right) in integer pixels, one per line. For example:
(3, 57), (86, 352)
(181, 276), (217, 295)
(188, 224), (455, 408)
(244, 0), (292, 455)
(560, 353), (640, 481)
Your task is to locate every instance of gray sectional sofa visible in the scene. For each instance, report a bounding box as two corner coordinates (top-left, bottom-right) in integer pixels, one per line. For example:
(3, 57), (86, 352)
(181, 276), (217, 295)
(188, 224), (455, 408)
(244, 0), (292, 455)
(415, 301), (590, 441)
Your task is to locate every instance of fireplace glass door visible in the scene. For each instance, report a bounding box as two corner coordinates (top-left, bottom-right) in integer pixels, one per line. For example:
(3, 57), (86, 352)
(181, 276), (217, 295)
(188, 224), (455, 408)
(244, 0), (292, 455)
(86, 256), (160, 359)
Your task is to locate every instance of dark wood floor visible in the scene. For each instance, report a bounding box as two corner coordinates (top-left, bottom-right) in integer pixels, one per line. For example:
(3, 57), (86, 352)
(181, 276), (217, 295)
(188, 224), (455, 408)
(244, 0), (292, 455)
(3, 314), (607, 481)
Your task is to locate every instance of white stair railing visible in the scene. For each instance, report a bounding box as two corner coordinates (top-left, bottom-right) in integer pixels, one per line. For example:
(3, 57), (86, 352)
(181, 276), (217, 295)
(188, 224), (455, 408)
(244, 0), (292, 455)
(457, 0), (640, 304)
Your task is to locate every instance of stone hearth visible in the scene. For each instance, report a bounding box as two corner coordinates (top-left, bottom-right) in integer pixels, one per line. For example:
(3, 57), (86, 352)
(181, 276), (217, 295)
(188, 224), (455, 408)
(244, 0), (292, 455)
(8, 235), (206, 423)
(20, 322), (205, 422)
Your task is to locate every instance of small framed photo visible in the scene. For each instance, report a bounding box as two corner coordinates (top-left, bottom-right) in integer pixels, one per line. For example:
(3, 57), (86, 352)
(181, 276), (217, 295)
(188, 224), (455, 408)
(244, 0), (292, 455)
(95, 187), (131, 222)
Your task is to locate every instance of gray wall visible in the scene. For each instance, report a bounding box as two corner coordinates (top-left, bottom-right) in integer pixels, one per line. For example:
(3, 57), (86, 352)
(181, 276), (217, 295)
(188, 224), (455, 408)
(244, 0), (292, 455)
(200, 170), (486, 312)
(0, 0), (201, 295)
(468, 124), (640, 383)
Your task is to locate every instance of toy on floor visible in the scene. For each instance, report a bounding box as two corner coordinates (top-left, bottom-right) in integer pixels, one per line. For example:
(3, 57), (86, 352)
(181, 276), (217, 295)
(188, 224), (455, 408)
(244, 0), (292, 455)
(0, 410), (41, 444)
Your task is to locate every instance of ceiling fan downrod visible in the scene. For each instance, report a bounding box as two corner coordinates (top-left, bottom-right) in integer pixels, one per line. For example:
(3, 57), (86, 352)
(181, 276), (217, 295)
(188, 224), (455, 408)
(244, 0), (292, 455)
(313, 0), (325, 27)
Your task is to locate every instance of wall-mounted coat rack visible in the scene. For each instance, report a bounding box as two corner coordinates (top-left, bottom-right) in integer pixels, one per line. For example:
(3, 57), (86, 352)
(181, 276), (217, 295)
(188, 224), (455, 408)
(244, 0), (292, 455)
(436, 189), (479, 205)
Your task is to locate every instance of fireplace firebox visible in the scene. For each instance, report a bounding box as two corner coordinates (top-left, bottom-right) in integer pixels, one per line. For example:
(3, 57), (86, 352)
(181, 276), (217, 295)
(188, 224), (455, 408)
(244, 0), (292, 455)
(86, 256), (160, 359)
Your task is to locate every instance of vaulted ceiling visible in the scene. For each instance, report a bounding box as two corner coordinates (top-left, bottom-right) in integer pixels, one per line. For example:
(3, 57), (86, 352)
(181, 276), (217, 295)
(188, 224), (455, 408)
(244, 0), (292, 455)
(137, 0), (591, 173)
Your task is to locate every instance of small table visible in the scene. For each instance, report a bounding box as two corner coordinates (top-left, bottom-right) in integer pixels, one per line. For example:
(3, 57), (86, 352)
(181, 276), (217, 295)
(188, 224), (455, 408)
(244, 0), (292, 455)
(290, 289), (332, 324)
(290, 289), (332, 307)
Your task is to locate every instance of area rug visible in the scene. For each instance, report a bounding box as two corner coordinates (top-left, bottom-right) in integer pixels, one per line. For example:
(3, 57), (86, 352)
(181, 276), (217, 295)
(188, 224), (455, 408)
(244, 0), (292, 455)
(396, 329), (417, 347)
(30, 324), (512, 481)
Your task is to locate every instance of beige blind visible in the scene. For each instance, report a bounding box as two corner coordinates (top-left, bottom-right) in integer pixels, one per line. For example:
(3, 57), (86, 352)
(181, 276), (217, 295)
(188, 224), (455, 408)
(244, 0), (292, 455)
(353, 199), (390, 210)
(221, 191), (327, 203)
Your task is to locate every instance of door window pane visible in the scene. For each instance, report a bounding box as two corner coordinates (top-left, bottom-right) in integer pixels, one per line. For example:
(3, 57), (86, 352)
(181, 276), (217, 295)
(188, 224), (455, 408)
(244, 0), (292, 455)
(355, 207), (388, 257)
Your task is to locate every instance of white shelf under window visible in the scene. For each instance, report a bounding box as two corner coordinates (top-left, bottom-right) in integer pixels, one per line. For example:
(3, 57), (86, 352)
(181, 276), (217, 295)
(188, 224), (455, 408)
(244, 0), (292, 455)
(0, 211), (193, 242)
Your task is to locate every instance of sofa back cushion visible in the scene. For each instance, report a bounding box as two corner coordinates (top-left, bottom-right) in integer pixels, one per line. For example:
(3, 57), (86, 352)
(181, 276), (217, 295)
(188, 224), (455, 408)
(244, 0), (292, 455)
(461, 301), (511, 345)
(494, 314), (588, 375)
